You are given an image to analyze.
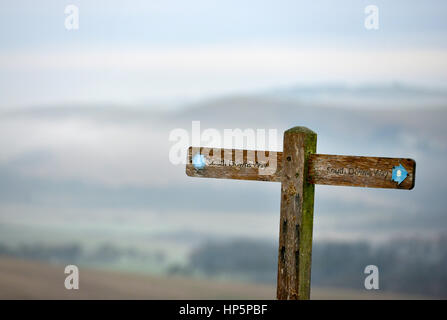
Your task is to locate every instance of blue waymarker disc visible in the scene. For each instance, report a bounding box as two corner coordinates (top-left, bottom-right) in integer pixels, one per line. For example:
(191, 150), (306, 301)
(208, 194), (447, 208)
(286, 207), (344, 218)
(391, 164), (408, 185)
(192, 154), (206, 170)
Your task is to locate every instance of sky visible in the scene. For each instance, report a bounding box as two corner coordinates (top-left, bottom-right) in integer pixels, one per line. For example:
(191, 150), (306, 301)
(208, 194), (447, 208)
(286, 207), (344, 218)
(1, 0), (447, 108)
(1, 1), (447, 271)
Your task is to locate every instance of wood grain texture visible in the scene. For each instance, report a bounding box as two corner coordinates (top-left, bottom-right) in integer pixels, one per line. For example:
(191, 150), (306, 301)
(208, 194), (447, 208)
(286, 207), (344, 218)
(186, 147), (416, 190)
(185, 128), (416, 301)
(186, 146), (281, 182)
(308, 154), (416, 190)
(277, 127), (316, 300)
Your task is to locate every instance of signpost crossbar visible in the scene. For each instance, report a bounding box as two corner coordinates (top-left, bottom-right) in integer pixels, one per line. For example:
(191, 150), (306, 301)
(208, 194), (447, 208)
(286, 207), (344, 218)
(186, 147), (415, 189)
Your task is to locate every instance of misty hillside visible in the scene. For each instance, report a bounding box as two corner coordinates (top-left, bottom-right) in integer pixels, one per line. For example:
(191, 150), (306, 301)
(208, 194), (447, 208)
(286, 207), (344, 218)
(0, 84), (446, 298)
(1, 85), (446, 240)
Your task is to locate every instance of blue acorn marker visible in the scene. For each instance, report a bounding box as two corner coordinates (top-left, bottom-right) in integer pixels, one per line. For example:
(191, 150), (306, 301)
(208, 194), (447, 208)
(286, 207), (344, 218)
(391, 164), (408, 185)
(192, 153), (206, 170)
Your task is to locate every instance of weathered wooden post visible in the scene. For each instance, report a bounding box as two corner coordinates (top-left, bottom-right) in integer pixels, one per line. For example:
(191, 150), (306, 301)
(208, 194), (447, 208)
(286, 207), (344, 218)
(185, 126), (415, 300)
(277, 127), (316, 300)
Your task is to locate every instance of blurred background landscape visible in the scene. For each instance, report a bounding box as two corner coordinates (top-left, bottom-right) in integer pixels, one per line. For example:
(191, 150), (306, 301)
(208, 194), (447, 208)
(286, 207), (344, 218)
(1, 0), (447, 299)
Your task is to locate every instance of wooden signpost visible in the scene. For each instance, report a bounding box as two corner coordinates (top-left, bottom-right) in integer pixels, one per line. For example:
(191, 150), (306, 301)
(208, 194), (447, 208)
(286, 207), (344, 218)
(186, 127), (416, 300)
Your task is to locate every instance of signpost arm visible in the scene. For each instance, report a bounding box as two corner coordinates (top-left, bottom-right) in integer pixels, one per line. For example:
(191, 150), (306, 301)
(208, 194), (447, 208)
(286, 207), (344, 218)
(277, 127), (317, 300)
